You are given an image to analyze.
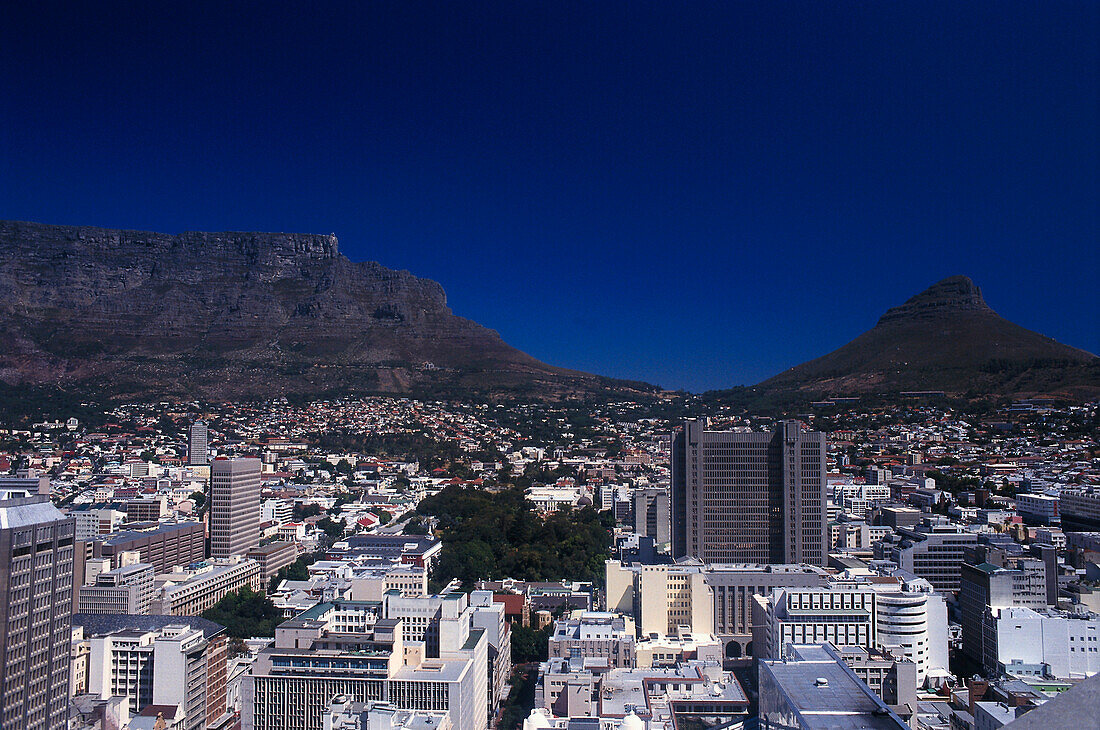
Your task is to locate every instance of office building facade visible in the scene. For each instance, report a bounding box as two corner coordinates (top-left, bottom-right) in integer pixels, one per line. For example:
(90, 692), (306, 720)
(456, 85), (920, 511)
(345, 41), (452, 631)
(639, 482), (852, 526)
(671, 420), (827, 565)
(77, 563), (156, 615)
(187, 421), (209, 466)
(752, 578), (949, 684)
(210, 457), (261, 558)
(0, 496), (76, 730)
(152, 558), (261, 616)
(91, 521), (206, 574)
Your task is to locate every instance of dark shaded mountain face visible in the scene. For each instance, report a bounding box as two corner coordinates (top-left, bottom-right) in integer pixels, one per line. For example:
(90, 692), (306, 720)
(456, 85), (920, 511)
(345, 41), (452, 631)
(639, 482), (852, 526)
(0, 221), (624, 401)
(757, 276), (1098, 399)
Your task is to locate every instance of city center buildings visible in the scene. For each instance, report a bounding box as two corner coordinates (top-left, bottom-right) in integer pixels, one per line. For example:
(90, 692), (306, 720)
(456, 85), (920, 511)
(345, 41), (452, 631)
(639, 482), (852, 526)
(671, 420), (827, 566)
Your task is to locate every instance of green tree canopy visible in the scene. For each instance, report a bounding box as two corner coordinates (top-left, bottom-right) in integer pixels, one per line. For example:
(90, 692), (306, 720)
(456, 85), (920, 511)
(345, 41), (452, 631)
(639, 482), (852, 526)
(201, 585), (282, 638)
(417, 485), (613, 588)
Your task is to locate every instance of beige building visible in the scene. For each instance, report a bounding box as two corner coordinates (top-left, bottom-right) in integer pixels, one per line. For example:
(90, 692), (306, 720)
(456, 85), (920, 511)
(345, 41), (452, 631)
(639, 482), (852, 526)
(153, 557), (261, 616)
(606, 561), (713, 637)
(634, 628), (722, 669)
(246, 541), (298, 586)
(548, 612), (636, 668)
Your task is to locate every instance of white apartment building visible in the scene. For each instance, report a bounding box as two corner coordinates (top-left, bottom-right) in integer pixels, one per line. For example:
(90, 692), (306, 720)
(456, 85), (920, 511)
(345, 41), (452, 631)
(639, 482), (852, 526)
(382, 588), (511, 715)
(1016, 493), (1060, 525)
(85, 621), (227, 730)
(261, 498), (293, 525)
(77, 563), (156, 615)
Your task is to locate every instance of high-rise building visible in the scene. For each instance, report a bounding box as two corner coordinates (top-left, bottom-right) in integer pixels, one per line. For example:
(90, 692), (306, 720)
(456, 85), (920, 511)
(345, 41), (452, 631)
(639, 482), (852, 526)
(209, 457), (261, 558)
(632, 487), (671, 545)
(187, 421), (209, 466)
(0, 496), (76, 730)
(671, 420), (827, 565)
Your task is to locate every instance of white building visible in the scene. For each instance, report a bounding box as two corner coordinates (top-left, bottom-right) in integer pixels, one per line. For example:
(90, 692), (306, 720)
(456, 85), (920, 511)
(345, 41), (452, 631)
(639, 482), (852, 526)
(152, 557), (261, 616)
(244, 601), (489, 730)
(1016, 493), (1060, 525)
(752, 575), (949, 684)
(990, 606), (1100, 678)
(261, 498), (293, 525)
(84, 620), (228, 730)
(77, 563), (156, 615)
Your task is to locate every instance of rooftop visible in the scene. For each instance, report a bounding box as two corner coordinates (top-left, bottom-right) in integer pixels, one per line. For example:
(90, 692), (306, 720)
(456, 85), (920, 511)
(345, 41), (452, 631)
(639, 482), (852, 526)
(73, 613), (226, 640)
(761, 656), (908, 730)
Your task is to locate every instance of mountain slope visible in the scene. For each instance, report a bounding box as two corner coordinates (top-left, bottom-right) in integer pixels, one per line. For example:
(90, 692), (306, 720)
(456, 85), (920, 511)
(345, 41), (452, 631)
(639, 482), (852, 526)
(0, 220), (635, 401)
(756, 276), (1098, 399)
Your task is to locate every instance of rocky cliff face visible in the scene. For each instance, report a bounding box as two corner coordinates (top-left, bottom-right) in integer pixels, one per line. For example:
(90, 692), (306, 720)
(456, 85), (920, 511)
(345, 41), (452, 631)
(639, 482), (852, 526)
(874, 275), (993, 324)
(0, 220), (606, 400)
(756, 275), (1098, 399)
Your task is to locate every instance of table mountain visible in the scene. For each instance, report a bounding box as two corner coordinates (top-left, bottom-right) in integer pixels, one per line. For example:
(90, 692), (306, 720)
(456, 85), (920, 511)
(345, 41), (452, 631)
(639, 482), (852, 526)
(0, 220), (638, 401)
(756, 275), (1098, 399)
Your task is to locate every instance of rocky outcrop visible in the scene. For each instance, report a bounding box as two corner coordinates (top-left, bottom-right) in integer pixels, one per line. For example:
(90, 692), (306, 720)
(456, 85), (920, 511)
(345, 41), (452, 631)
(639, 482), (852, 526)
(756, 276), (1098, 399)
(0, 220), (611, 400)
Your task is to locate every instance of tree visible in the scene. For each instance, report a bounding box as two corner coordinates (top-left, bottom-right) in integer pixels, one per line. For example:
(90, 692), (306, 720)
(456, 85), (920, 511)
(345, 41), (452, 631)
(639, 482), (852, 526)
(317, 516), (346, 540)
(269, 552), (318, 591)
(372, 510), (391, 525)
(327, 493), (357, 515)
(189, 490), (206, 510)
(511, 623), (552, 663)
(293, 503), (323, 520)
(416, 484), (614, 588)
(201, 586), (283, 638)
(403, 516), (429, 535)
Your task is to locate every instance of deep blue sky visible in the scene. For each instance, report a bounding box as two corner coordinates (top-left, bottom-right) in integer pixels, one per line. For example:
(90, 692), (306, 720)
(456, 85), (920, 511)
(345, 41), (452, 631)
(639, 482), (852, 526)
(2, 2), (1097, 391)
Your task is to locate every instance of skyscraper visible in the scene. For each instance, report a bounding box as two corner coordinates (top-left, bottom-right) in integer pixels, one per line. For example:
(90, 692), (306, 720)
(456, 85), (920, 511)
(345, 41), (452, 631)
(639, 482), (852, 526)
(209, 458), (261, 558)
(671, 420), (826, 566)
(187, 420), (209, 466)
(0, 496), (76, 730)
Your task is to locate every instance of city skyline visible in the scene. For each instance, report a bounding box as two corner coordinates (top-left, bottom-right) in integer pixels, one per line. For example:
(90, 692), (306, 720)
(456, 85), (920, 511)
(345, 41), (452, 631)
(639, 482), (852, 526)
(1, 3), (1098, 728)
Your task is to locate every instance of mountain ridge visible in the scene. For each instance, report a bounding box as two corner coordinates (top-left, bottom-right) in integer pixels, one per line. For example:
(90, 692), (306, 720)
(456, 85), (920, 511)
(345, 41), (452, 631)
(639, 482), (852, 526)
(0, 220), (643, 401)
(753, 275), (1098, 400)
